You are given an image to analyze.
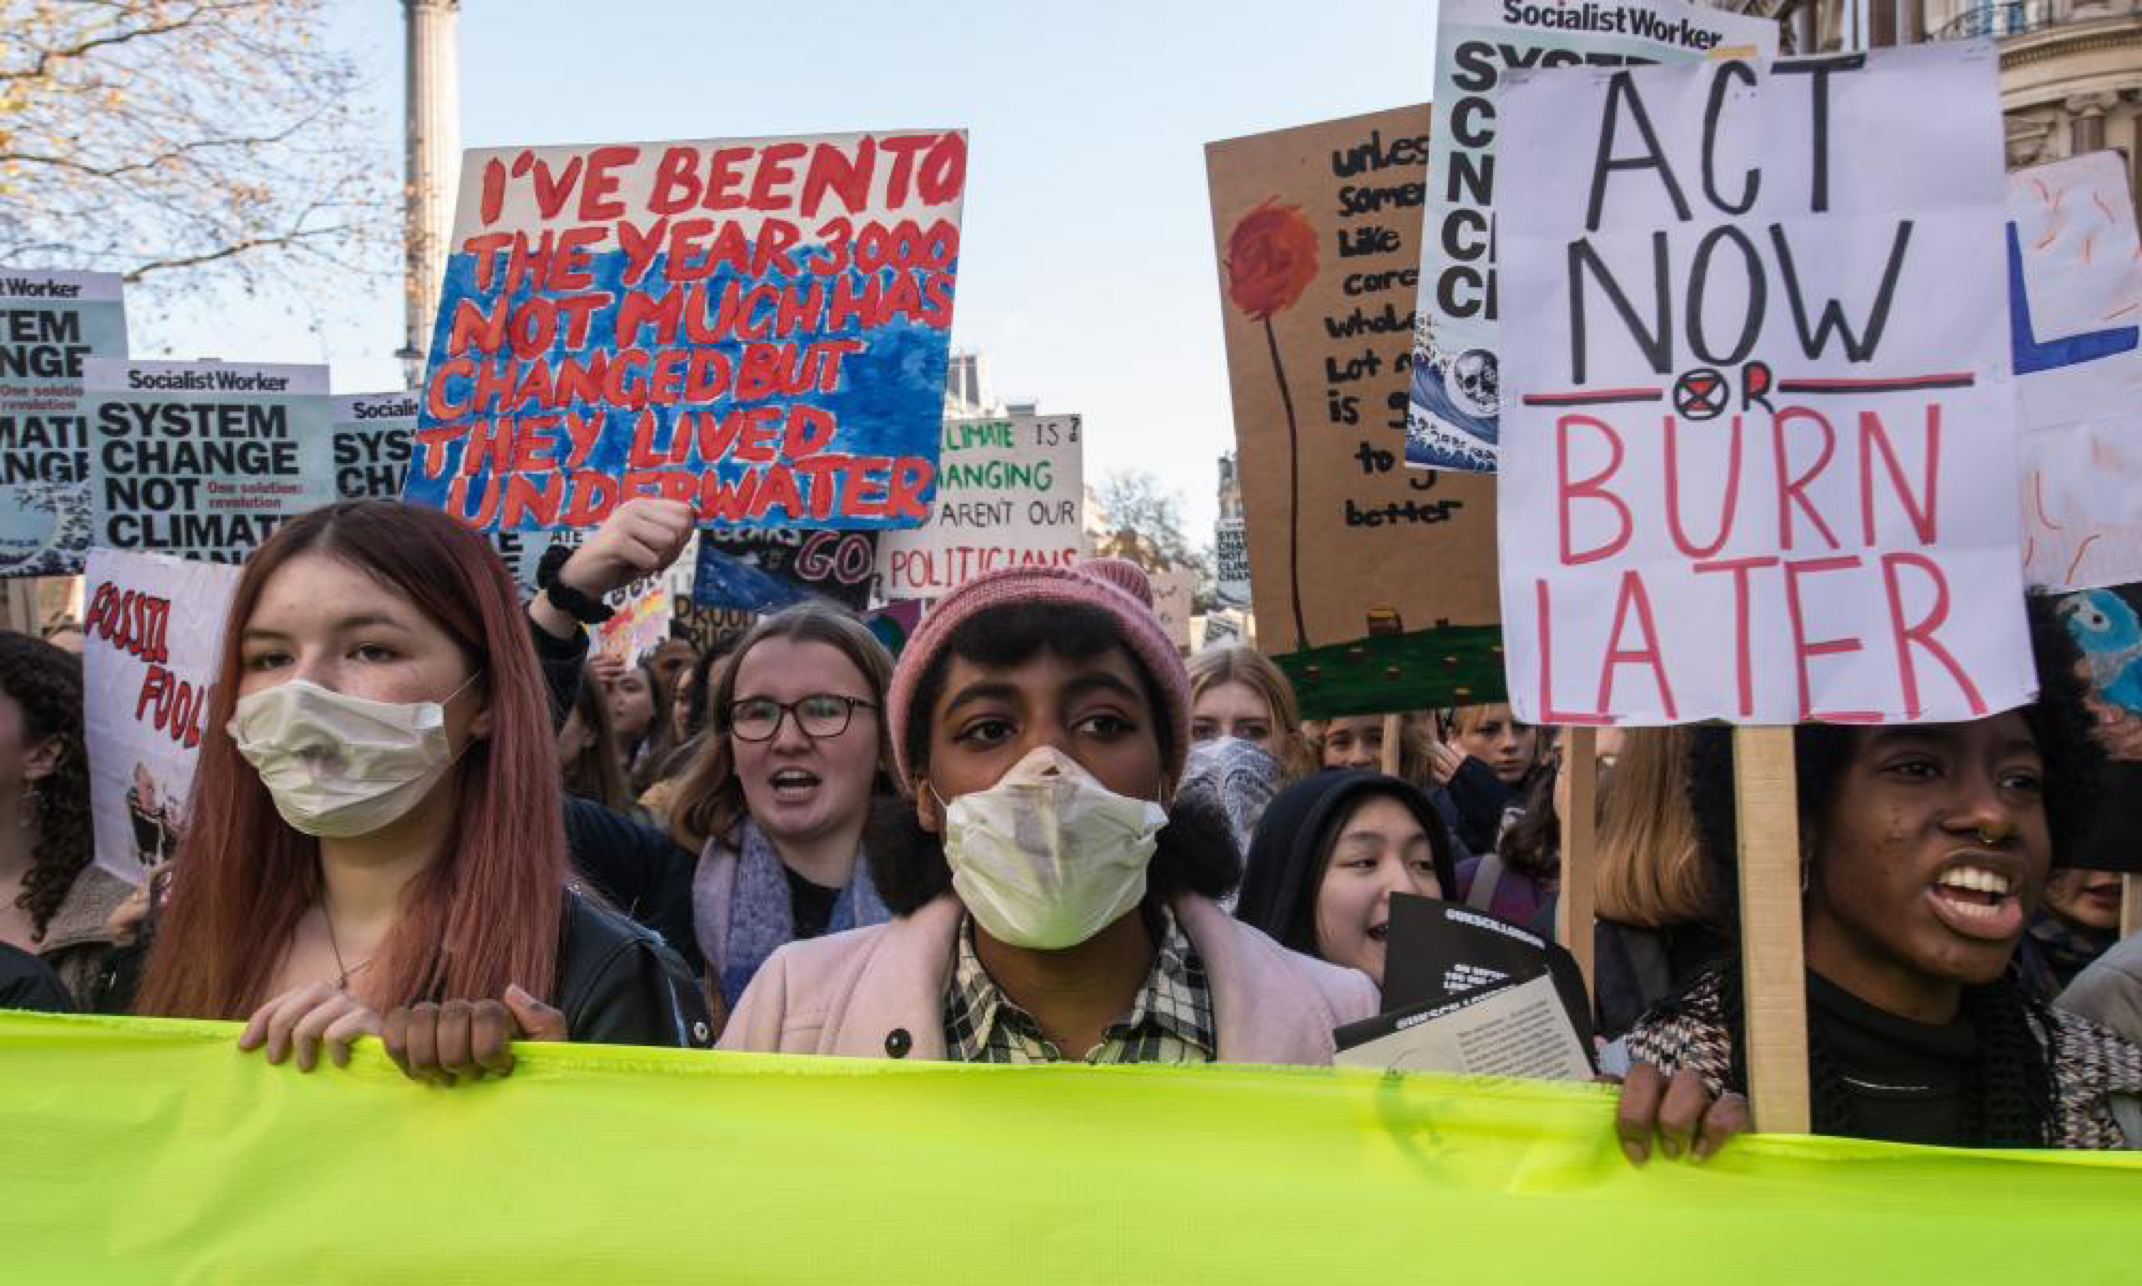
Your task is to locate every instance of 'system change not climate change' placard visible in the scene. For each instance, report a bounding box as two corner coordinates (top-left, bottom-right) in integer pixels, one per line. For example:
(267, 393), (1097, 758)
(1495, 44), (2034, 725)
(1406, 0), (1776, 472)
(0, 269), (126, 577)
(85, 360), (335, 565)
(404, 131), (967, 536)
(333, 391), (417, 501)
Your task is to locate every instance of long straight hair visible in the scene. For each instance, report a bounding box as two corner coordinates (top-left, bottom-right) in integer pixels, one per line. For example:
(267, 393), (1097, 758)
(1593, 726), (1707, 927)
(562, 673), (634, 812)
(135, 502), (567, 1018)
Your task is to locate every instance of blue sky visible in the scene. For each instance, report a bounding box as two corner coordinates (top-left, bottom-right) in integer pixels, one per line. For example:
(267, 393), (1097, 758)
(147, 0), (1439, 540)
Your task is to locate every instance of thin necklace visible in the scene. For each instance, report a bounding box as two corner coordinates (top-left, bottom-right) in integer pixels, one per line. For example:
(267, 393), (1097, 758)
(320, 902), (376, 992)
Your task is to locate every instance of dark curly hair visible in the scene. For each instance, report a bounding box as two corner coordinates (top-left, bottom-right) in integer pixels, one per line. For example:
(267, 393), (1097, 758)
(1677, 597), (2097, 1147)
(0, 631), (93, 941)
(898, 600), (1183, 794)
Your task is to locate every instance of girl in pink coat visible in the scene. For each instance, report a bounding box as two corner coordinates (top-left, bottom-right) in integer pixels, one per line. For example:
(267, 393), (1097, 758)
(720, 560), (1375, 1065)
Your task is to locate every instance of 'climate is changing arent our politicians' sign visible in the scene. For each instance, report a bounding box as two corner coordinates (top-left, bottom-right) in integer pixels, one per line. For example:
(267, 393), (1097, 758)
(404, 131), (967, 535)
(1494, 43), (2034, 726)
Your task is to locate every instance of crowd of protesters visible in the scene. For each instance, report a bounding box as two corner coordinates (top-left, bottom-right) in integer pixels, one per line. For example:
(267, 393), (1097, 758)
(3, 496), (2138, 1155)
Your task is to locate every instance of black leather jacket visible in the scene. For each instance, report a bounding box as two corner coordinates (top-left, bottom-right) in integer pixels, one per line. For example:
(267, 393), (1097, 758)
(557, 888), (713, 1049)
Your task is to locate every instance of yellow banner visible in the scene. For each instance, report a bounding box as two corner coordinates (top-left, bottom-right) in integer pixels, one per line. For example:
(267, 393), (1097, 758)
(5, 1012), (2139, 1282)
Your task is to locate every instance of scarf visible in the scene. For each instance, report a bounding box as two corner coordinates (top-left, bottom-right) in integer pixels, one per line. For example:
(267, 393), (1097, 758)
(710, 819), (888, 1008)
(2026, 911), (2117, 996)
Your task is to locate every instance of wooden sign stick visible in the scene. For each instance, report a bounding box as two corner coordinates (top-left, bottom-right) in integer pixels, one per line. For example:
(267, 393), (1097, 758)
(2123, 874), (2141, 940)
(1733, 726), (1811, 1134)
(1379, 712), (1404, 777)
(1558, 727), (1598, 1000)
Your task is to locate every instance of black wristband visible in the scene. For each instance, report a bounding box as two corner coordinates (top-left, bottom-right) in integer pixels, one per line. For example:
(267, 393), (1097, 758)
(535, 544), (615, 625)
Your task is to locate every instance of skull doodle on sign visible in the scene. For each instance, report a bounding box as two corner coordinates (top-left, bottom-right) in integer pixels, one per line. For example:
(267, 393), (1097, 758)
(1451, 349), (1499, 418)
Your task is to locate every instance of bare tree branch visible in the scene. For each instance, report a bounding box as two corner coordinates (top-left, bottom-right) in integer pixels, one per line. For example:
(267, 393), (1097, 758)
(0, 0), (393, 317)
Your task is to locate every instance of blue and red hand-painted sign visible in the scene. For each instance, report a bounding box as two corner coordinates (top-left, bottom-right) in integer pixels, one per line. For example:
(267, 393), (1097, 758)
(404, 131), (967, 533)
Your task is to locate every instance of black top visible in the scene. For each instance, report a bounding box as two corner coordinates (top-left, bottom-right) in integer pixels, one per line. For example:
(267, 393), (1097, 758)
(563, 794), (703, 977)
(553, 889), (712, 1049)
(0, 943), (73, 1014)
(1443, 757), (1516, 859)
(785, 866), (843, 941)
(1807, 970), (1976, 1149)
(529, 614), (591, 733)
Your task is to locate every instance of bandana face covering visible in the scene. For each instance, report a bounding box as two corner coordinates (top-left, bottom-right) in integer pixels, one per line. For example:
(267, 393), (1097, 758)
(939, 745), (1168, 950)
(226, 674), (478, 839)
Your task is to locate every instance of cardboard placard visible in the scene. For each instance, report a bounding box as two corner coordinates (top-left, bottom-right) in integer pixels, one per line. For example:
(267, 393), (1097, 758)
(85, 360), (336, 565)
(1496, 44), (2034, 725)
(874, 413), (1084, 600)
(80, 549), (240, 882)
(404, 132), (966, 534)
(1206, 105), (1503, 714)
(332, 391), (417, 501)
(0, 270), (126, 577)
(2008, 152), (2142, 593)
(1405, 0), (1778, 472)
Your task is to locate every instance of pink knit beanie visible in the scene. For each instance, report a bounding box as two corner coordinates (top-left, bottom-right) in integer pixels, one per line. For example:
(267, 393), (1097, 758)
(887, 561), (1192, 788)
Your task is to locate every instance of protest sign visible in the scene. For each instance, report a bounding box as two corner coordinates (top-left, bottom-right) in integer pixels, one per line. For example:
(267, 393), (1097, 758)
(8, 1012), (2142, 1285)
(2057, 579), (2142, 761)
(0, 270), (126, 577)
(1197, 608), (1247, 651)
(672, 597), (756, 655)
(874, 413), (1084, 600)
(1208, 105), (1502, 715)
(332, 391), (417, 501)
(85, 360), (335, 565)
(1495, 44), (2033, 725)
(696, 528), (879, 613)
(2007, 152), (2142, 593)
(596, 584), (673, 663)
(1213, 515), (1251, 607)
(1405, 0), (1777, 472)
(1150, 562), (1195, 653)
(80, 549), (240, 882)
(404, 131), (966, 537)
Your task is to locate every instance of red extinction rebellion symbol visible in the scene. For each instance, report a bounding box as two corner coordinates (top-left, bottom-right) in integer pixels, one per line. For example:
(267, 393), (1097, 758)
(1672, 367), (1728, 420)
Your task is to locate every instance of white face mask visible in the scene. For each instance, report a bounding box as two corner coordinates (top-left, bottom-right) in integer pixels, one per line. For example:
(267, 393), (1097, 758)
(227, 674), (479, 839)
(938, 746), (1168, 951)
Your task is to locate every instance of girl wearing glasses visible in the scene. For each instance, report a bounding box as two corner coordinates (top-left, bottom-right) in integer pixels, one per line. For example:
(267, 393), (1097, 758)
(665, 604), (899, 1021)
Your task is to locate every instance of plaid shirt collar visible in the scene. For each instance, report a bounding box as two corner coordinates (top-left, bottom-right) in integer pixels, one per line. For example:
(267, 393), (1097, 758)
(942, 903), (1216, 1064)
